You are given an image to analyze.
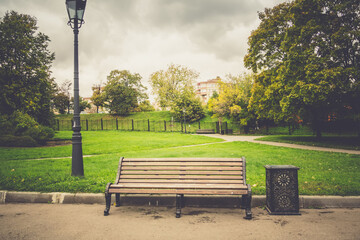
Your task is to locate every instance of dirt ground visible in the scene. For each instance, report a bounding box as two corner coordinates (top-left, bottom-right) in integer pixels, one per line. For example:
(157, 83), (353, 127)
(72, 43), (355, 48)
(0, 204), (359, 240)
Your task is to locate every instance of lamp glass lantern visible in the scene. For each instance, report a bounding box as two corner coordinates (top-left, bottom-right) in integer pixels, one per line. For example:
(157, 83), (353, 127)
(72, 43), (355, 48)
(66, 0), (87, 28)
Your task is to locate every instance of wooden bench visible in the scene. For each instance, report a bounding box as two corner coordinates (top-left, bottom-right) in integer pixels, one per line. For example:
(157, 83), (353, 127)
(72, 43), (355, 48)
(196, 129), (215, 134)
(104, 157), (252, 219)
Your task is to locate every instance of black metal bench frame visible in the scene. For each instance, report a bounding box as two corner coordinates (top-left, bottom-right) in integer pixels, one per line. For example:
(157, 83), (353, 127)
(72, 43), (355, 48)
(104, 157), (252, 219)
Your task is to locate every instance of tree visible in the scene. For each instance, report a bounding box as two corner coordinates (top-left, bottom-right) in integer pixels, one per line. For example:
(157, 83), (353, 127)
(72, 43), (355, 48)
(103, 70), (147, 115)
(90, 85), (105, 113)
(0, 11), (55, 126)
(53, 80), (72, 114)
(137, 100), (155, 112)
(71, 97), (91, 112)
(208, 74), (255, 132)
(150, 64), (199, 109)
(244, 0), (360, 138)
(53, 92), (70, 114)
(171, 92), (205, 122)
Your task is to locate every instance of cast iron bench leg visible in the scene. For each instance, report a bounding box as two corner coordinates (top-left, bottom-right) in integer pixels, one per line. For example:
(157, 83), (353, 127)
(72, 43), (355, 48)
(104, 183), (112, 216)
(176, 194), (183, 218)
(115, 193), (120, 207)
(243, 185), (252, 220)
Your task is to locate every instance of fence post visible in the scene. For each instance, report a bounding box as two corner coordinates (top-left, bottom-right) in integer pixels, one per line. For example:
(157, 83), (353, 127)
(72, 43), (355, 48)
(86, 119), (88, 131)
(148, 119), (150, 132)
(132, 119), (134, 131)
(101, 118), (103, 130)
(164, 120), (167, 132)
(115, 118), (118, 130)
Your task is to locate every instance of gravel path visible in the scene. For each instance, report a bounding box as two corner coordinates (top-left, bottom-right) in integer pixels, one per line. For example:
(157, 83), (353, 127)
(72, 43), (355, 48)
(195, 134), (360, 155)
(0, 204), (359, 240)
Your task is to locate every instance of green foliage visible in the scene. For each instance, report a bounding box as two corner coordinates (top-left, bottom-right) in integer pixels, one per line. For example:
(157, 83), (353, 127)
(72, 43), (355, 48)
(53, 92), (70, 114)
(0, 111), (54, 145)
(137, 100), (155, 112)
(170, 93), (205, 122)
(53, 80), (72, 114)
(150, 64), (199, 109)
(23, 126), (54, 145)
(71, 97), (91, 112)
(208, 74), (255, 127)
(150, 64), (205, 121)
(103, 70), (147, 115)
(0, 11), (56, 126)
(0, 135), (38, 147)
(0, 114), (12, 135)
(244, 0), (360, 137)
(90, 86), (105, 113)
(11, 111), (39, 135)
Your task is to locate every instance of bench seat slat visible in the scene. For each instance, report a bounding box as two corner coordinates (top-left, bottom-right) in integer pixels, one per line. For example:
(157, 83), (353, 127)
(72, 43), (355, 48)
(109, 188), (248, 195)
(119, 175), (243, 180)
(118, 179), (244, 184)
(121, 166), (243, 171)
(121, 162), (243, 166)
(124, 158), (243, 162)
(120, 170), (243, 175)
(111, 183), (248, 189)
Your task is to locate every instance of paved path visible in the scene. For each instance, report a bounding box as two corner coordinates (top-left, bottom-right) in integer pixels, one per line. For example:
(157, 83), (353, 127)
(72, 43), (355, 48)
(196, 134), (360, 155)
(0, 204), (359, 240)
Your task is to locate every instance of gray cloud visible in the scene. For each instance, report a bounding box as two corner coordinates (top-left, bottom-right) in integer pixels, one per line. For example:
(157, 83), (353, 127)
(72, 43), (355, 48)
(0, 0), (285, 97)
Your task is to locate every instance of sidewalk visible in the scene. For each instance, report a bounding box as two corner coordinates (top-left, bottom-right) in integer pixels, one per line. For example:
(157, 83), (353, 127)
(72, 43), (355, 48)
(0, 204), (359, 240)
(196, 134), (360, 155)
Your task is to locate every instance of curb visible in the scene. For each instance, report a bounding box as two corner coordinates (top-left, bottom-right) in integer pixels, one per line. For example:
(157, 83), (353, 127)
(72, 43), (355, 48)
(1, 191), (359, 208)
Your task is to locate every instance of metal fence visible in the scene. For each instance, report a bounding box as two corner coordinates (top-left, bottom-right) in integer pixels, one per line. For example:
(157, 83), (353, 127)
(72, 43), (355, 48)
(56, 119), (239, 134)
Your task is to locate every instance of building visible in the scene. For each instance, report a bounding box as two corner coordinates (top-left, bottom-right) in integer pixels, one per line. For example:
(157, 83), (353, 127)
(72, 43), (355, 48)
(196, 77), (221, 104)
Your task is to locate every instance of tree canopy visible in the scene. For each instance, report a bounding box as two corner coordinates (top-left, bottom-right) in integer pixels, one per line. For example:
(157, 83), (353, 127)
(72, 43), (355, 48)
(0, 11), (55, 126)
(150, 64), (199, 109)
(90, 85), (105, 113)
(244, 0), (360, 137)
(103, 70), (147, 115)
(208, 74), (254, 127)
(150, 64), (205, 121)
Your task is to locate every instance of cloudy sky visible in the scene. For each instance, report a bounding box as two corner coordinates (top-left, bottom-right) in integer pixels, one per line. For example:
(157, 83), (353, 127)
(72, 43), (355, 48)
(0, 0), (285, 100)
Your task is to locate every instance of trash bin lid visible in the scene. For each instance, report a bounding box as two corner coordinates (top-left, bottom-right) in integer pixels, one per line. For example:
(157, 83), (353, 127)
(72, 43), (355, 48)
(264, 165), (300, 170)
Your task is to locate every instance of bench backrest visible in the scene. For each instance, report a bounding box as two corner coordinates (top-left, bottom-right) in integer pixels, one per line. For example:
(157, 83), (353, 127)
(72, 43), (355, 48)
(111, 157), (248, 195)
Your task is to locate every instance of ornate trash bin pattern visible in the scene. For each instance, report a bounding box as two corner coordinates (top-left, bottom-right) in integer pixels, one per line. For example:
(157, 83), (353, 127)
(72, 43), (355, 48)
(264, 165), (300, 215)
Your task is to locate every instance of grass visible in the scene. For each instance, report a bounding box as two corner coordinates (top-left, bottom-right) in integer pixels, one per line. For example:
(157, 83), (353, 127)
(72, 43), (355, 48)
(0, 131), (222, 161)
(0, 131), (359, 196)
(256, 135), (360, 150)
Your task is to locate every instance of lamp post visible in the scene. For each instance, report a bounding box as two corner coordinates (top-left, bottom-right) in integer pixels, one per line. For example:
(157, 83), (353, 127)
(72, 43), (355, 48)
(66, 0), (87, 176)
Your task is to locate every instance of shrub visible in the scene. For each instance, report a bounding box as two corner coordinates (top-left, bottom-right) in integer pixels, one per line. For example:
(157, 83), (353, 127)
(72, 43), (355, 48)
(0, 111), (55, 146)
(0, 114), (13, 135)
(11, 111), (38, 135)
(24, 125), (55, 145)
(0, 135), (38, 147)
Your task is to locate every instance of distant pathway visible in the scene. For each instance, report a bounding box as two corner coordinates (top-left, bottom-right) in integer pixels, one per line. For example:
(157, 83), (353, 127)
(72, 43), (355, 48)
(195, 134), (360, 155)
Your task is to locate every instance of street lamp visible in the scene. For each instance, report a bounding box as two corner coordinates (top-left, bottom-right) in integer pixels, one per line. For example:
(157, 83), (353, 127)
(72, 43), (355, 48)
(66, 0), (87, 176)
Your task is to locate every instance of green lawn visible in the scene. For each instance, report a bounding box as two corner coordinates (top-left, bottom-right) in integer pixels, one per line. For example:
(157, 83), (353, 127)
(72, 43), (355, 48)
(257, 135), (360, 150)
(0, 131), (359, 196)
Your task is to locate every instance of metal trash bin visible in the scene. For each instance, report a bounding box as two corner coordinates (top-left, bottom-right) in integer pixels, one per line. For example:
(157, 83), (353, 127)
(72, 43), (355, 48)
(264, 165), (300, 215)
